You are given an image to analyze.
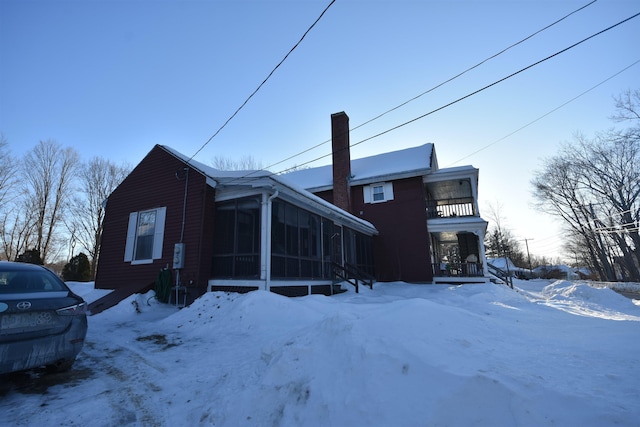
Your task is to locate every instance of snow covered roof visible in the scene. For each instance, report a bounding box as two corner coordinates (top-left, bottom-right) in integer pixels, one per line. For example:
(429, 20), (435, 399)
(159, 145), (272, 184)
(487, 257), (524, 272)
(283, 143), (436, 191)
(158, 145), (378, 235)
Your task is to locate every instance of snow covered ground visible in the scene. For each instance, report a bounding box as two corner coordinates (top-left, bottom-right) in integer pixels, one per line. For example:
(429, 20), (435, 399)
(1, 279), (639, 426)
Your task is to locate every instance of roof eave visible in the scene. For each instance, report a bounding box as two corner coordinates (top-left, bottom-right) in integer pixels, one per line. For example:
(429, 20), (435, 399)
(351, 167), (432, 187)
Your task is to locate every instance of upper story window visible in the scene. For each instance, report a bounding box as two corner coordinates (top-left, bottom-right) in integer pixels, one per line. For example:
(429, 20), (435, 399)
(124, 207), (167, 264)
(372, 185), (384, 201)
(364, 182), (394, 204)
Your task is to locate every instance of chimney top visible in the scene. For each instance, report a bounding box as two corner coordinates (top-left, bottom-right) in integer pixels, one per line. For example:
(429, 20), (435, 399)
(331, 112), (351, 213)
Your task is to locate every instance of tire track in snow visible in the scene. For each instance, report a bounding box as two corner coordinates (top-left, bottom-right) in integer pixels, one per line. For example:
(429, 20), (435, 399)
(79, 339), (167, 426)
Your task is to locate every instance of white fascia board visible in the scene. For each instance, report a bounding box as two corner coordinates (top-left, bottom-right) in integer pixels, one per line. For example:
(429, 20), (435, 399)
(213, 186), (268, 202)
(212, 175), (274, 201)
(424, 166), (479, 183)
(304, 185), (333, 193)
(350, 168), (432, 187)
(205, 177), (218, 188)
(269, 178), (378, 236)
(428, 217), (488, 234)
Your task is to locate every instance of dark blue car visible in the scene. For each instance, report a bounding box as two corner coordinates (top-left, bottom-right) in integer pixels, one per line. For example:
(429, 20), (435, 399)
(0, 261), (88, 374)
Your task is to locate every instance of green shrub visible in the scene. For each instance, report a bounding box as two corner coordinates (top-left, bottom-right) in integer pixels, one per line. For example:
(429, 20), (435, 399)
(15, 249), (44, 265)
(62, 253), (92, 282)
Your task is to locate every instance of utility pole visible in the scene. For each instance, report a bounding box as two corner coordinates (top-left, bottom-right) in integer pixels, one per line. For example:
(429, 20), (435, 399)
(522, 238), (534, 278)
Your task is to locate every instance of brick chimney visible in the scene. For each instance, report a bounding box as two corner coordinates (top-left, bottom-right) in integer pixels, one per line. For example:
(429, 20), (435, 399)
(331, 111), (352, 213)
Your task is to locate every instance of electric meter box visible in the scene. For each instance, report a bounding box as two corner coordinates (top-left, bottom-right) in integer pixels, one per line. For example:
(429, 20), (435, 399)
(173, 243), (185, 269)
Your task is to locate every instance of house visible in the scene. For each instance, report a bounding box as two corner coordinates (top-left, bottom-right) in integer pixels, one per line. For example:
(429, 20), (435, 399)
(93, 142), (378, 312)
(284, 112), (489, 285)
(487, 257), (528, 279)
(93, 111), (488, 312)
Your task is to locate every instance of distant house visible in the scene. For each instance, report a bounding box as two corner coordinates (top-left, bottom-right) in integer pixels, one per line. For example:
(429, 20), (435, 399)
(487, 257), (528, 279)
(533, 264), (585, 281)
(93, 112), (488, 312)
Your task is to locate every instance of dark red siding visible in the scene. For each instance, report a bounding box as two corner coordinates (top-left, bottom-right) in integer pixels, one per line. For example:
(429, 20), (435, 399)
(352, 177), (432, 282)
(309, 177), (432, 282)
(95, 146), (215, 304)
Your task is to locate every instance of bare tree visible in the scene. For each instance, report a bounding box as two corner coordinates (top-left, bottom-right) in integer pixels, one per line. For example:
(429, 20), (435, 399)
(579, 130), (640, 280)
(0, 134), (22, 260)
(531, 140), (628, 281)
(610, 89), (640, 123)
(532, 90), (640, 281)
(211, 155), (264, 171)
(0, 133), (17, 211)
(21, 140), (79, 264)
(484, 201), (524, 264)
(0, 204), (37, 261)
(67, 157), (131, 278)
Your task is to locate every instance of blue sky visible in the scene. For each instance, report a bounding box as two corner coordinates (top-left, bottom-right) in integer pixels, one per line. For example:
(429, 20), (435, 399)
(1, 0), (638, 261)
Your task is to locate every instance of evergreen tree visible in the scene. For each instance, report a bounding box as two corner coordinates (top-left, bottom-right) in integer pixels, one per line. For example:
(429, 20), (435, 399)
(62, 252), (91, 281)
(15, 248), (44, 265)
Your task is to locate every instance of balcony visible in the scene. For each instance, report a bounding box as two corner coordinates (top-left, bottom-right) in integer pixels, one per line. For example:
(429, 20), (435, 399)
(426, 197), (475, 219)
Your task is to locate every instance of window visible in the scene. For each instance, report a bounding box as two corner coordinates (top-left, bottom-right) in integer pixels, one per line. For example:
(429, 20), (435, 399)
(364, 182), (394, 204)
(372, 185), (384, 201)
(344, 228), (375, 277)
(211, 197), (261, 279)
(271, 200), (323, 279)
(0, 269), (67, 293)
(124, 207), (166, 264)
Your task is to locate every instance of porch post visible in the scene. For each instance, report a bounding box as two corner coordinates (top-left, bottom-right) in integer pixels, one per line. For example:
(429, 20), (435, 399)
(473, 229), (489, 277)
(260, 193), (269, 288)
(263, 190), (279, 291)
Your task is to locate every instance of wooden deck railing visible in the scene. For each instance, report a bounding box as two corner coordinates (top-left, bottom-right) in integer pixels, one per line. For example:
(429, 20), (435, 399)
(431, 262), (483, 278)
(426, 198), (475, 219)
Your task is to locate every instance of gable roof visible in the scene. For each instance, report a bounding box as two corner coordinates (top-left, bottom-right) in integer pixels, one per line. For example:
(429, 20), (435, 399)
(157, 145), (378, 236)
(283, 143), (436, 192)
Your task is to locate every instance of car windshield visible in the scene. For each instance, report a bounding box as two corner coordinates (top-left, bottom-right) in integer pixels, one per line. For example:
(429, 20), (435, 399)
(0, 269), (68, 294)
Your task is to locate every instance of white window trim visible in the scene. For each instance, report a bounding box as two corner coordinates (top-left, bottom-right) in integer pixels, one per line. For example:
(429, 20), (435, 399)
(124, 207), (166, 264)
(363, 182), (394, 204)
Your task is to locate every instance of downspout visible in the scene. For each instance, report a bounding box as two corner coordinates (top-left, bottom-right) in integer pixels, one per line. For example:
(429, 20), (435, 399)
(175, 167), (189, 306)
(264, 190), (279, 292)
(196, 181), (208, 296)
(179, 167), (189, 243)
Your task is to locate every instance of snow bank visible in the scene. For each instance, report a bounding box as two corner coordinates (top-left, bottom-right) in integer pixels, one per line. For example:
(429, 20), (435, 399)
(540, 280), (640, 320)
(3, 280), (638, 426)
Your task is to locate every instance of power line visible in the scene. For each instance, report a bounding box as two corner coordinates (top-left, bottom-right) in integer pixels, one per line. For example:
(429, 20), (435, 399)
(352, 13), (640, 143)
(273, 11), (640, 175)
(186, 0), (337, 164)
(261, 0), (600, 173)
(346, 0), (600, 135)
(530, 239), (565, 251)
(216, 9), (639, 191)
(447, 58), (640, 166)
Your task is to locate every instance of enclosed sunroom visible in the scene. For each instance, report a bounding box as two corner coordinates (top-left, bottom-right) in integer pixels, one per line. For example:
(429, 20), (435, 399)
(207, 172), (378, 296)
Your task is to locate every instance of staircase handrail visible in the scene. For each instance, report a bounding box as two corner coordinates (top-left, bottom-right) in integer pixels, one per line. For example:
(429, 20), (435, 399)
(332, 262), (374, 293)
(487, 262), (513, 288)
